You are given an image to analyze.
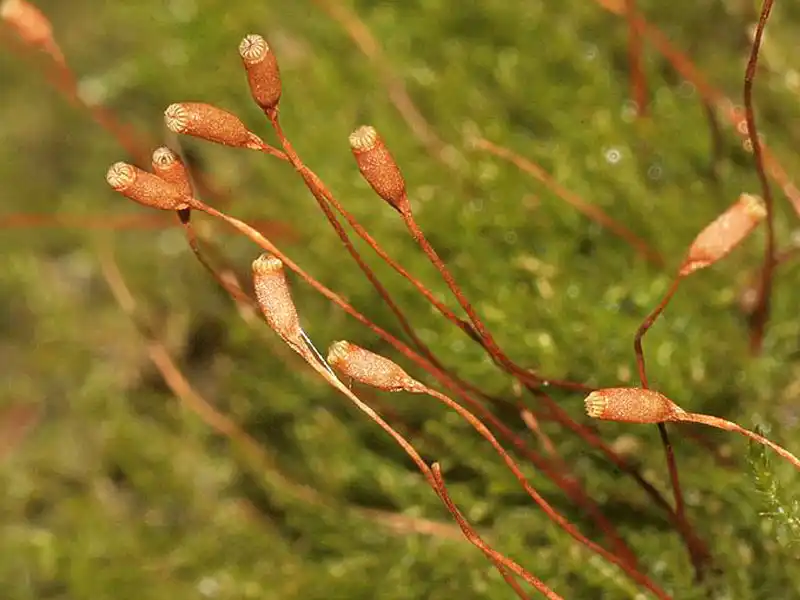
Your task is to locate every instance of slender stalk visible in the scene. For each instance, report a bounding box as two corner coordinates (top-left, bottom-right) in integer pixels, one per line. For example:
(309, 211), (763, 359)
(743, 0), (777, 354)
(675, 413), (800, 470)
(634, 276), (682, 388)
(632, 275), (701, 577)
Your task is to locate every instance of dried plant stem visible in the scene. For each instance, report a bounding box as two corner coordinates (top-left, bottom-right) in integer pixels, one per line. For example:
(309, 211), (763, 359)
(0, 211), (295, 242)
(254, 142), (479, 341)
(656, 423), (686, 528)
(470, 389), (645, 567)
(701, 101), (725, 181)
(402, 214), (511, 360)
(431, 464), (558, 600)
(674, 413), (800, 470)
(743, 0), (777, 354)
(536, 388), (710, 578)
(471, 137), (662, 266)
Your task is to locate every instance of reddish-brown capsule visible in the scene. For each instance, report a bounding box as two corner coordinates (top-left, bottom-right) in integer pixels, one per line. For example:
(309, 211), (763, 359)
(105, 162), (190, 211)
(584, 388), (684, 424)
(164, 102), (264, 150)
(327, 341), (422, 393)
(238, 34), (282, 112)
(252, 254), (303, 345)
(679, 193), (767, 276)
(151, 147), (192, 202)
(348, 126), (410, 214)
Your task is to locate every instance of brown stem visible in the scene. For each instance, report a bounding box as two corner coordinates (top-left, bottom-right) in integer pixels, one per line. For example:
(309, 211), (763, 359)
(657, 423), (685, 537)
(634, 275), (682, 389)
(675, 413), (800, 470)
(532, 386), (710, 578)
(180, 215), (254, 307)
(743, 0), (777, 354)
(401, 212), (515, 367)
(701, 100), (724, 182)
(632, 274), (705, 578)
(252, 116), (594, 395)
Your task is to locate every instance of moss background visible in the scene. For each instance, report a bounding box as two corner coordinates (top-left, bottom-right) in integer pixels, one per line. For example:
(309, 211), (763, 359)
(1, 0), (799, 598)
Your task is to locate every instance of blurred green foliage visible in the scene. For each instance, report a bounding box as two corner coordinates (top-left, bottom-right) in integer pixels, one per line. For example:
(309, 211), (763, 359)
(1, 0), (799, 598)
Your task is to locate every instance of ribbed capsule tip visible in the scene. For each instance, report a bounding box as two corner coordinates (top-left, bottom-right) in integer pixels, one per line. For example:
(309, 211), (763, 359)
(164, 103), (189, 134)
(152, 146), (178, 168)
(151, 146), (193, 200)
(326, 340), (352, 367)
(252, 253), (284, 275)
(349, 125), (378, 152)
(239, 34), (269, 63)
(584, 392), (607, 419)
(106, 161), (135, 191)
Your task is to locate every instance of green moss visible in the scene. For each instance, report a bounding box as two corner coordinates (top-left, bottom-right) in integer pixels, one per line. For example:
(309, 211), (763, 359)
(1, 0), (798, 597)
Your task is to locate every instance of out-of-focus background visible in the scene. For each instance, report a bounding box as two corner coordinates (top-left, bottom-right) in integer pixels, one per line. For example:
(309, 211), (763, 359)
(1, 0), (799, 598)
